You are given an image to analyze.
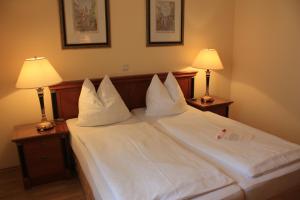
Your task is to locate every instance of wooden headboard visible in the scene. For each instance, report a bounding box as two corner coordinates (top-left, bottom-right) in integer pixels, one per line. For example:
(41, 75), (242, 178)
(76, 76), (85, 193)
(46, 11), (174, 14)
(49, 71), (197, 120)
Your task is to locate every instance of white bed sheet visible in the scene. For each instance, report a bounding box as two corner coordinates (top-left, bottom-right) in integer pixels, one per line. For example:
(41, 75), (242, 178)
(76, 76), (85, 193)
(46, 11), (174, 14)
(67, 117), (243, 200)
(132, 107), (300, 200)
(70, 122), (117, 200)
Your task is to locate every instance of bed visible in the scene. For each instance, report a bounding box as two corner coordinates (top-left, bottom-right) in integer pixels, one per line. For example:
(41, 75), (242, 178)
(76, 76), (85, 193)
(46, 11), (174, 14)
(131, 107), (300, 200)
(67, 117), (243, 200)
(49, 72), (244, 200)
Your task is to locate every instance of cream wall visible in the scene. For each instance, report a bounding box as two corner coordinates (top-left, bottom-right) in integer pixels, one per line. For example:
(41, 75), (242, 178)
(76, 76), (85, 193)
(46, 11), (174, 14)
(0, 0), (235, 169)
(231, 0), (300, 144)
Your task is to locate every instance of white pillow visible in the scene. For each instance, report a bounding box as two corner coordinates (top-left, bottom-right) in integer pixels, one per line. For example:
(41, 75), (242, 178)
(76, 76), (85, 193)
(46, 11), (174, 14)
(164, 72), (187, 107)
(77, 76), (131, 126)
(145, 72), (187, 116)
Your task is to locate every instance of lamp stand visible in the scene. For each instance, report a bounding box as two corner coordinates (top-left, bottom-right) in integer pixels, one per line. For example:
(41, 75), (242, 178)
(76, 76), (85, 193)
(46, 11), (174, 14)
(36, 87), (54, 131)
(201, 69), (214, 103)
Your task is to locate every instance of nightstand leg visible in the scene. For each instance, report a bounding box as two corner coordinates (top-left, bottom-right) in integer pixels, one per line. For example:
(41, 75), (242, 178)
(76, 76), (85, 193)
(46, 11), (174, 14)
(61, 135), (72, 178)
(17, 144), (31, 189)
(225, 106), (229, 118)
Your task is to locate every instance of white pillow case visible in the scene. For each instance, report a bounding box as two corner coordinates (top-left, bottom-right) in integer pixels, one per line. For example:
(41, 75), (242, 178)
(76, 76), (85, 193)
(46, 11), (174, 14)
(77, 76), (131, 126)
(145, 72), (188, 116)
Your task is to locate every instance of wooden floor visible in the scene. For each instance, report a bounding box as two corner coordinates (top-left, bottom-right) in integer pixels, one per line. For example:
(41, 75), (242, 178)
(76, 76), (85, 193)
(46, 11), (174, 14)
(0, 167), (85, 200)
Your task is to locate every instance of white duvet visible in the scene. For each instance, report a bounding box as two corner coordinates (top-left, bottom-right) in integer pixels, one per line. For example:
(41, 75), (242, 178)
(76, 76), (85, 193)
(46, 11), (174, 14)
(157, 108), (300, 178)
(75, 122), (233, 200)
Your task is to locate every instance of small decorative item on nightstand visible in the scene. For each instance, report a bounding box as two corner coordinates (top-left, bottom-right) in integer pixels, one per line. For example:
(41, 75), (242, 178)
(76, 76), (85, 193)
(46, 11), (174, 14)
(187, 97), (233, 118)
(11, 121), (72, 189)
(16, 57), (62, 131)
(192, 49), (224, 103)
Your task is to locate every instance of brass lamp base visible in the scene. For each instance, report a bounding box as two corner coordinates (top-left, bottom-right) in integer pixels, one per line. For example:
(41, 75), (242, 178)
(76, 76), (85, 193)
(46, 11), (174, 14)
(36, 121), (54, 132)
(201, 96), (214, 103)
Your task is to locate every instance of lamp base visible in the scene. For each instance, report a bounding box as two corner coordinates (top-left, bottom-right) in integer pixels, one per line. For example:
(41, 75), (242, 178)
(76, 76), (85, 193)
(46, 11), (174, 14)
(36, 121), (54, 132)
(201, 96), (214, 103)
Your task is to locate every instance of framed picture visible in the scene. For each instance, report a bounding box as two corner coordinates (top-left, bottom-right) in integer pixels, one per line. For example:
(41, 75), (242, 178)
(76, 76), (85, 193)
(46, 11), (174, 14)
(146, 0), (184, 46)
(59, 0), (111, 48)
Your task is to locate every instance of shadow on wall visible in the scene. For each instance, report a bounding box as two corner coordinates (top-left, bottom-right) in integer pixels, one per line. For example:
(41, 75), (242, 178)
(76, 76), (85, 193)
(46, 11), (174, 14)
(231, 70), (300, 122)
(230, 77), (300, 144)
(0, 82), (17, 101)
(0, 138), (19, 169)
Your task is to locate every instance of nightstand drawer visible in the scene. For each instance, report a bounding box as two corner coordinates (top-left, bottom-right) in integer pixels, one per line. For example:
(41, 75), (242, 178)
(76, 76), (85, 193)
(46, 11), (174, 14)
(203, 106), (227, 117)
(23, 137), (65, 182)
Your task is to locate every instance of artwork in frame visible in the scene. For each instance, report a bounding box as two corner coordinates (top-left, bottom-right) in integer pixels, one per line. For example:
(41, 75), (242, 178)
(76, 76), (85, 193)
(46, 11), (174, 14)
(146, 0), (184, 46)
(59, 0), (111, 48)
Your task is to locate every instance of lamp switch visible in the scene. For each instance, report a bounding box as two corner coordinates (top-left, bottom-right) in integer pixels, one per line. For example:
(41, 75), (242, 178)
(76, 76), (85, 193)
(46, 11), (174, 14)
(122, 64), (129, 72)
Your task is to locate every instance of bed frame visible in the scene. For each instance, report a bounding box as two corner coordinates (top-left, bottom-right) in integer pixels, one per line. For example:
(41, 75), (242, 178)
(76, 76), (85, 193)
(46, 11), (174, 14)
(49, 71), (197, 199)
(49, 71), (300, 200)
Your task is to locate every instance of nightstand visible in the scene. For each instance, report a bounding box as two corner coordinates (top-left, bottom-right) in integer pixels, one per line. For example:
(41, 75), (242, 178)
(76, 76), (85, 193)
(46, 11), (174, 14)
(186, 97), (233, 117)
(11, 121), (72, 189)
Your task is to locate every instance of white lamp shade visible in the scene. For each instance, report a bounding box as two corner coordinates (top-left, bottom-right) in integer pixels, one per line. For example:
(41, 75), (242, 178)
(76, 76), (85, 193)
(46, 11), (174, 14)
(192, 49), (224, 70)
(16, 57), (62, 89)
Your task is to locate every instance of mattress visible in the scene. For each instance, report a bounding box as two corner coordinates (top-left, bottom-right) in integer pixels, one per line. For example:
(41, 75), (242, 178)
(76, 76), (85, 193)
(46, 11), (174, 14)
(132, 107), (300, 200)
(67, 117), (243, 200)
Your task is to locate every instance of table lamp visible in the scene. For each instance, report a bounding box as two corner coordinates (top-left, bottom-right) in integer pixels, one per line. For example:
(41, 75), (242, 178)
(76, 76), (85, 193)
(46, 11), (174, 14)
(192, 49), (223, 103)
(16, 57), (62, 131)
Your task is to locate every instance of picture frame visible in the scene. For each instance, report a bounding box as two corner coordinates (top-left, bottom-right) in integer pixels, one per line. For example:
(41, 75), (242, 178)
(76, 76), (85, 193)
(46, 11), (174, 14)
(59, 0), (111, 49)
(146, 0), (184, 46)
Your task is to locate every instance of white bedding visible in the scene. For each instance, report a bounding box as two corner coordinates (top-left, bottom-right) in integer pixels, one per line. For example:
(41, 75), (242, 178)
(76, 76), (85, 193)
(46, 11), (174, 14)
(68, 118), (243, 200)
(68, 119), (234, 200)
(132, 107), (300, 199)
(155, 107), (300, 177)
(70, 123), (113, 200)
(69, 117), (141, 200)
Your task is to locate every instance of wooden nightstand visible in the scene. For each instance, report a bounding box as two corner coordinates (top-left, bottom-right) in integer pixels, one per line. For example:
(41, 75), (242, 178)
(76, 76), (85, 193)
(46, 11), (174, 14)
(11, 121), (72, 189)
(187, 97), (233, 117)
